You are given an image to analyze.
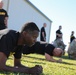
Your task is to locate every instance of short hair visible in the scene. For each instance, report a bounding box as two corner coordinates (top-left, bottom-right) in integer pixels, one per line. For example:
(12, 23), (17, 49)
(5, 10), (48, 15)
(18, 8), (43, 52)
(59, 25), (62, 27)
(21, 22), (40, 33)
(72, 31), (74, 33)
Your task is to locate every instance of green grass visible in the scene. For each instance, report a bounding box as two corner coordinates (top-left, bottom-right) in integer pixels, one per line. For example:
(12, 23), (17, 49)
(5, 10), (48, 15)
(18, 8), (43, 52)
(0, 53), (76, 75)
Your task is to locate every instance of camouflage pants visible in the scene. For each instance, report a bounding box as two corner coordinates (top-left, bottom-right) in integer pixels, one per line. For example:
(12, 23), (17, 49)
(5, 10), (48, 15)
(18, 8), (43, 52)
(68, 39), (76, 59)
(53, 39), (66, 50)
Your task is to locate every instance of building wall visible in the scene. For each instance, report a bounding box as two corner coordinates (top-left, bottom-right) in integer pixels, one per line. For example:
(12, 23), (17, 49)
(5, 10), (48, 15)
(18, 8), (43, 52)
(3, 0), (9, 11)
(3, 0), (52, 42)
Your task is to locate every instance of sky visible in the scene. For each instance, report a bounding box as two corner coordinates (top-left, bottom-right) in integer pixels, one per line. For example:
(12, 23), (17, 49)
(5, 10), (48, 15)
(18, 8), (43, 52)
(29, 0), (76, 49)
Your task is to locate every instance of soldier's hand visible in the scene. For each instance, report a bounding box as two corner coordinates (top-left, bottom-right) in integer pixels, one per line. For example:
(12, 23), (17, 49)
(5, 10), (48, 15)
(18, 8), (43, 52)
(29, 65), (43, 75)
(57, 58), (62, 63)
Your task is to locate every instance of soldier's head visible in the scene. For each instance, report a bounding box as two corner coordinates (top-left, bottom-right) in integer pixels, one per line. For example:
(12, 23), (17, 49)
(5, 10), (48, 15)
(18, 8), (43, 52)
(53, 48), (63, 57)
(0, 0), (3, 9)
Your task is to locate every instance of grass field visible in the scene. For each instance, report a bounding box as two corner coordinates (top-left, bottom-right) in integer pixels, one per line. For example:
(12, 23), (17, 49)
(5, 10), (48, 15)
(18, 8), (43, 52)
(0, 53), (76, 75)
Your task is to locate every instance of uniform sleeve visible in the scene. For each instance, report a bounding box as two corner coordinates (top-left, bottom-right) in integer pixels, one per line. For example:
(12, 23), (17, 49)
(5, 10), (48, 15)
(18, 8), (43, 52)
(22, 45), (35, 54)
(5, 10), (8, 17)
(14, 46), (22, 59)
(56, 30), (62, 34)
(0, 35), (14, 58)
(41, 27), (44, 32)
(56, 30), (59, 33)
(45, 44), (55, 56)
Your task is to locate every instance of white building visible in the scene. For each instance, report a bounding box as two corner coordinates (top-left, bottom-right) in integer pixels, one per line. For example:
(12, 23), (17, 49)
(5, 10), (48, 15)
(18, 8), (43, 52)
(3, 0), (52, 42)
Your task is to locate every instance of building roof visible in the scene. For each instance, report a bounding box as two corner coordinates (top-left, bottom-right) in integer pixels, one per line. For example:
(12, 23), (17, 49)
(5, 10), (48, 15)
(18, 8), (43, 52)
(25, 0), (52, 23)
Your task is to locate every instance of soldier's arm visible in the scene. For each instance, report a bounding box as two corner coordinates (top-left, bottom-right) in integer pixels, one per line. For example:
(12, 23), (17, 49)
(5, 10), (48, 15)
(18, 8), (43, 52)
(45, 53), (62, 63)
(0, 52), (42, 74)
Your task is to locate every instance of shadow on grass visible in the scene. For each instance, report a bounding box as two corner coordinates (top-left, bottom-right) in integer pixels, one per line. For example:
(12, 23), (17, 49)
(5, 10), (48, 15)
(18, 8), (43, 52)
(61, 54), (76, 61)
(55, 55), (76, 66)
(0, 71), (29, 75)
(59, 65), (76, 70)
(24, 55), (45, 60)
(22, 55), (46, 65)
(61, 61), (76, 66)
(0, 71), (44, 75)
(23, 55), (76, 66)
(61, 55), (69, 59)
(22, 59), (46, 65)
